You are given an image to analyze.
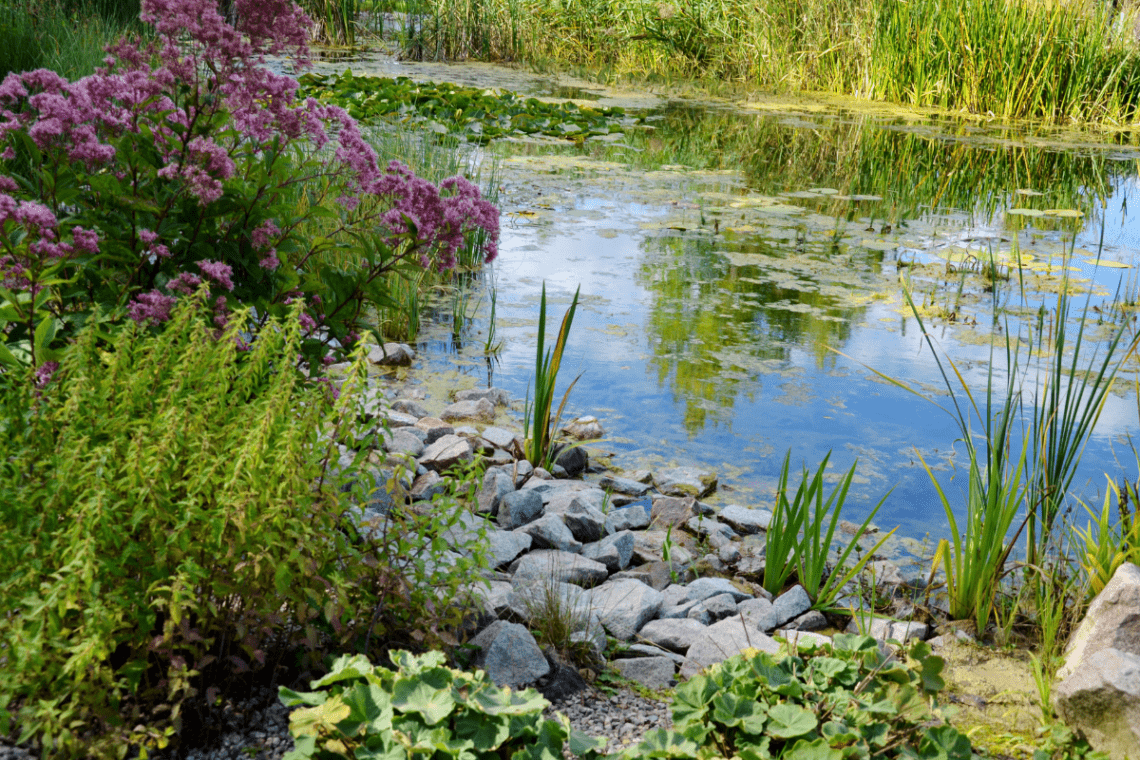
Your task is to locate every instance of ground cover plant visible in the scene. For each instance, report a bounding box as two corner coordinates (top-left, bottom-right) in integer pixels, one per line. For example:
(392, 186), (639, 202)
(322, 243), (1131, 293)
(0, 294), (492, 758)
(615, 634), (968, 760)
(280, 649), (605, 760)
(0, 0), (499, 375)
(391, 0), (1140, 124)
(297, 71), (636, 144)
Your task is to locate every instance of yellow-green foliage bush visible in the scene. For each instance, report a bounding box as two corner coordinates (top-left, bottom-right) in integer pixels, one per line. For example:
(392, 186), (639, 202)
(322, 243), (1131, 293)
(0, 293), (487, 759)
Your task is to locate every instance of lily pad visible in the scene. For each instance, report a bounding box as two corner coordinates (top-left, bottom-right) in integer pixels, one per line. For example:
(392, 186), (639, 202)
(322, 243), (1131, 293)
(1044, 209), (1084, 218)
(1083, 259), (1130, 268)
(1006, 208), (1044, 217)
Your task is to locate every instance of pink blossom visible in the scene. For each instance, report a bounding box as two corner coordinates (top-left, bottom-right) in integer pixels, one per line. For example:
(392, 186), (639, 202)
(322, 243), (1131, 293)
(70, 226), (100, 254)
(33, 361), (59, 389)
(128, 290), (177, 325)
(250, 219), (280, 249)
(197, 259), (234, 291)
(167, 271), (202, 294)
(259, 251), (280, 270)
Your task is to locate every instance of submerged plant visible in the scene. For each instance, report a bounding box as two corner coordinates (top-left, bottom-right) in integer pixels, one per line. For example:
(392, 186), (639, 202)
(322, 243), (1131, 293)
(523, 282), (581, 469)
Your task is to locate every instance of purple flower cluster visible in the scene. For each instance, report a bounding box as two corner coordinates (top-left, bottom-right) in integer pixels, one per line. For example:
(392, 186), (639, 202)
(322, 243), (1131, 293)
(0, 0), (501, 365)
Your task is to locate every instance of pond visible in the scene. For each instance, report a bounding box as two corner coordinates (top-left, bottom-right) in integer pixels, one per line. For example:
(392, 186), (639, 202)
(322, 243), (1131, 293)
(297, 52), (1140, 556)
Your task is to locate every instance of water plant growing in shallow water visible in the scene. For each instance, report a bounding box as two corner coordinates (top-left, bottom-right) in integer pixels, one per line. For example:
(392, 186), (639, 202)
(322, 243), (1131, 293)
(523, 282), (581, 469)
(761, 450), (894, 607)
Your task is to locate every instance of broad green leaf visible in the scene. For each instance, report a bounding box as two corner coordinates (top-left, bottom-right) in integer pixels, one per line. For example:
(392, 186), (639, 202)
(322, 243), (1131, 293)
(918, 654), (946, 693)
(783, 737), (844, 760)
(340, 683), (393, 734)
(467, 685), (548, 716)
(453, 712), (509, 751)
(913, 725), (972, 760)
(311, 654), (375, 688)
(711, 692), (767, 734)
(622, 728), (700, 759)
(278, 686), (328, 708)
(391, 678), (456, 725)
(671, 674), (717, 730)
(288, 698), (352, 737)
(568, 728), (607, 757)
(765, 704), (817, 739)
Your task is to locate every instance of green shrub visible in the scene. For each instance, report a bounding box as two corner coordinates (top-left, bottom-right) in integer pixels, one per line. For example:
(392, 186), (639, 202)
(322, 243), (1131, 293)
(617, 634), (968, 760)
(0, 293), (488, 759)
(279, 649), (606, 760)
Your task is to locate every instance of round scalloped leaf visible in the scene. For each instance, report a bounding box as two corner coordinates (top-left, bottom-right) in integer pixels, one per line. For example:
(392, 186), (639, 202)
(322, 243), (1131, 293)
(765, 704), (817, 739)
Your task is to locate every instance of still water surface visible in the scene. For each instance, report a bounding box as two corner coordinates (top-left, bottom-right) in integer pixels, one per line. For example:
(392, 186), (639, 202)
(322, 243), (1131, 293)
(314, 53), (1140, 550)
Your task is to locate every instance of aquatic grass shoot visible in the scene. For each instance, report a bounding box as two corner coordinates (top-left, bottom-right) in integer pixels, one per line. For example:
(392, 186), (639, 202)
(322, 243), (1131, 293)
(761, 450), (894, 603)
(523, 283), (581, 469)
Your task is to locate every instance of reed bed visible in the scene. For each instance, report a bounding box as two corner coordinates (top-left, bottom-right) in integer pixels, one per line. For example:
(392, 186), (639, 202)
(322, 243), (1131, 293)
(395, 0), (1140, 123)
(0, 0), (145, 81)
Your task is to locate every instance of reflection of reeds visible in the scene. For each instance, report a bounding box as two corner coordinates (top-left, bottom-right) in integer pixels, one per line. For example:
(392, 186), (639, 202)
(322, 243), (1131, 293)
(396, 0), (1140, 123)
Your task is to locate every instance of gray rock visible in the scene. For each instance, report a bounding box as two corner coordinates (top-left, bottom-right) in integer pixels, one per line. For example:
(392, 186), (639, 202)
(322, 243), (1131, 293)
(555, 446), (589, 478)
(681, 617), (780, 679)
(685, 516), (736, 542)
(718, 505), (774, 535)
(718, 543), (742, 564)
(611, 561), (678, 591)
(570, 627), (607, 658)
(692, 593), (738, 623)
(517, 513), (583, 553)
(773, 585), (812, 627)
(625, 644), (687, 666)
(563, 500), (608, 543)
(868, 559), (905, 587)
(507, 579), (594, 625)
(474, 622), (550, 688)
(637, 618), (708, 653)
(535, 659), (590, 702)
(737, 597), (779, 632)
(410, 471), (450, 502)
(844, 616), (893, 639)
(632, 530), (692, 567)
(591, 579), (665, 640)
(380, 410), (419, 428)
(779, 630), (833, 652)
(511, 460), (534, 488)
(1054, 648), (1140, 760)
(1053, 563), (1140, 759)
(1058, 563), (1140, 681)
(579, 530), (635, 573)
(471, 580), (514, 617)
(455, 387), (511, 406)
(788, 610), (829, 632)
(476, 468), (515, 516)
(649, 496), (696, 531)
(654, 466), (717, 499)
(685, 577), (753, 604)
(367, 342), (415, 366)
(486, 530), (532, 569)
(610, 657), (676, 690)
(888, 620), (930, 642)
(414, 417), (454, 445)
(481, 426), (523, 456)
(497, 489), (545, 530)
(440, 509), (485, 551)
(381, 428), (425, 458)
(607, 506), (651, 534)
(440, 398), (496, 423)
(511, 550), (609, 587)
(736, 554), (765, 577)
(545, 486), (606, 516)
(419, 434), (473, 473)
(391, 398), (429, 419)
(562, 415), (604, 440)
(597, 475), (652, 497)
(532, 467), (554, 480)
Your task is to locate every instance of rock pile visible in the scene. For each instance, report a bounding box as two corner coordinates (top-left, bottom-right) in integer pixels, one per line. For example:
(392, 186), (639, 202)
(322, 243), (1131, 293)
(334, 367), (932, 693)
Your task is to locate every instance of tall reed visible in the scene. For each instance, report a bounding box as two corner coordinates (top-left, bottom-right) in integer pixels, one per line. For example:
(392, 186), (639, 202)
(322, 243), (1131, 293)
(523, 283), (581, 469)
(398, 0), (1140, 123)
(0, 0), (145, 81)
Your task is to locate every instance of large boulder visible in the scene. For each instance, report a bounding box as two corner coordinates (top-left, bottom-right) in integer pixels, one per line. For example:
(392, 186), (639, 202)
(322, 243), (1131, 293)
(1054, 563), (1140, 759)
(497, 489), (544, 530)
(419, 434), (472, 472)
(680, 617), (779, 679)
(511, 550), (609, 587)
(472, 621), (550, 688)
(590, 578), (664, 640)
(580, 530), (635, 573)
